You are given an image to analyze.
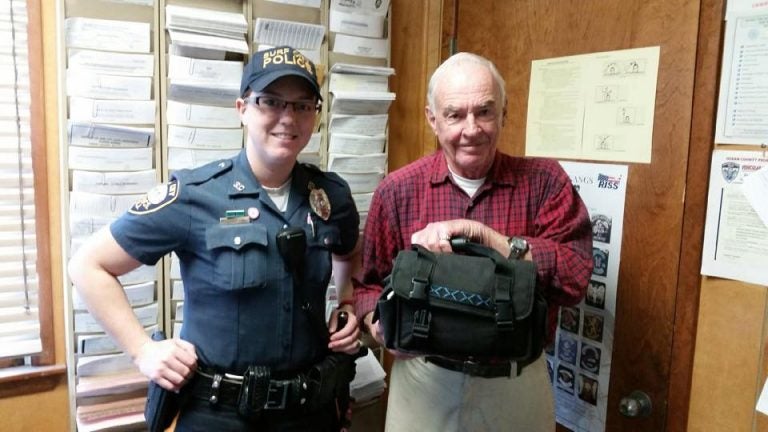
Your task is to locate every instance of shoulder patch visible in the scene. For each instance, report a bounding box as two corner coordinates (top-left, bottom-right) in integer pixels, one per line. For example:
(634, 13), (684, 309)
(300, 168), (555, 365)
(129, 180), (180, 215)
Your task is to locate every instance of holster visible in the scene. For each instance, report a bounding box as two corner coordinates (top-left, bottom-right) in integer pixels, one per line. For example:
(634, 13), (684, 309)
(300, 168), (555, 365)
(144, 331), (180, 432)
(306, 350), (366, 420)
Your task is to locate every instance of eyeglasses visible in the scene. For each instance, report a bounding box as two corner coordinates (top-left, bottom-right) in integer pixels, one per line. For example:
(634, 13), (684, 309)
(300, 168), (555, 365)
(243, 94), (321, 115)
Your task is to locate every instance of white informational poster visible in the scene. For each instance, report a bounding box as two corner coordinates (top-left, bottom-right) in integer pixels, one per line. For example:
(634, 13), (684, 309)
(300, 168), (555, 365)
(526, 47), (660, 163)
(701, 150), (768, 286)
(550, 161), (629, 432)
(714, 10), (768, 145)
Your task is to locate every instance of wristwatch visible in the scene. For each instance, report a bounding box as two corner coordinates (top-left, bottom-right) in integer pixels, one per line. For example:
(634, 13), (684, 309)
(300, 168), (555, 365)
(507, 236), (528, 259)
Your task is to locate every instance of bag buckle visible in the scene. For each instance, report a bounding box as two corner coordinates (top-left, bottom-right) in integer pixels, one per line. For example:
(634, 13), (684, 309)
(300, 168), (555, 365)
(412, 309), (431, 339)
(264, 380), (290, 410)
(409, 277), (429, 300)
(495, 302), (515, 331)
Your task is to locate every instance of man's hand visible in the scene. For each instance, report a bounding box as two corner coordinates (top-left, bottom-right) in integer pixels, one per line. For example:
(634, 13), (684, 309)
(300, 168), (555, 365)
(136, 338), (198, 392)
(364, 311), (416, 359)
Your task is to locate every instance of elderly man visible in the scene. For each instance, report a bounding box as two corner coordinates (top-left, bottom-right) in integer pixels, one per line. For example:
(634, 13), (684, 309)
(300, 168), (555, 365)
(354, 52), (593, 431)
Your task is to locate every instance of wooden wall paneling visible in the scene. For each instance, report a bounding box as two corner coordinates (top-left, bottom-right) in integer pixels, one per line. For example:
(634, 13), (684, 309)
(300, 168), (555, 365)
(454, 1), (700, 430)
(688, 279), (767, 432)
(387, 0), (443, 172)
(757, 303), (768, 432)
(666, 0), (725, 430)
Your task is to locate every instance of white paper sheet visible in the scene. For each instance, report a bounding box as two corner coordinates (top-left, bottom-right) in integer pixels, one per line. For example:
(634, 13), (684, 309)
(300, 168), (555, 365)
(266, 0), (321, 7)
(330, 72), (389, 93)
(330, 0), (390, 16)
(330, 91), (395, 115)
(253, 18), (325, 49)
(329, 114), (388, 135)
(702, 150), (768, 286)
(332, 33), (389, 59)
(68, 121), (155, 148)
(168, 55), (243, 84)
(167, 125), (243, 150)
(742, 165), (768, 228)
(714, 11), (768, 145)
(327, 153), (387, 173)
(168, 81), (240, 107)
(65, 17), (150, 53)
(165, 5), (248, 37)
(329, 132), (385, 154)
(66, 70), (152, 100)
(68, 49), (154, 77)
(68, 146), (154, 171)
(69, 97), (156, 125)
(329, 9), (386, 38)
(71, 169), (157, 195)
(168, 29), (249, 55)
(166, 100), (240, 128)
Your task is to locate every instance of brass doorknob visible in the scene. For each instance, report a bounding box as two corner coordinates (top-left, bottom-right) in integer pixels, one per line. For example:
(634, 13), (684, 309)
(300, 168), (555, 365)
(619, 390), (652, 418)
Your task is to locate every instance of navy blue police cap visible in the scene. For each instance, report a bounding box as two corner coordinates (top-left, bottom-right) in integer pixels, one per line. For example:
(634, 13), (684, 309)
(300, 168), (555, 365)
(240, 46), (322, 100)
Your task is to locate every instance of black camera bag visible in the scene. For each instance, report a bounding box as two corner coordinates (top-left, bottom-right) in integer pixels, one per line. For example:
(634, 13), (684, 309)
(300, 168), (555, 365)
(373, 238), (547, 360)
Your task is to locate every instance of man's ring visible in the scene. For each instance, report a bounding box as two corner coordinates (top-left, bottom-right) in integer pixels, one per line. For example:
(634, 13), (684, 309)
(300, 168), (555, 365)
(440, 235), (450, 241)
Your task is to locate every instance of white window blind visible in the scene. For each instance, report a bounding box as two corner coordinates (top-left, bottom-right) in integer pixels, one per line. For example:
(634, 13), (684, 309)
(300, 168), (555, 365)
(0, 0), (42, 359)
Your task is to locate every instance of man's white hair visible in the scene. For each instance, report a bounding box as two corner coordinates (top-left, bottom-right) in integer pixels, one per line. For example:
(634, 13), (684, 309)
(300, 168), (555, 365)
(426, 52), (507, 111)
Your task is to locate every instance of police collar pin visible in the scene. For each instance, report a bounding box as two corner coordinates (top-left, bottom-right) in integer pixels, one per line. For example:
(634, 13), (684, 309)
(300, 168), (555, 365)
(308, 181), (331, 221)
(233, 181), (245, 192)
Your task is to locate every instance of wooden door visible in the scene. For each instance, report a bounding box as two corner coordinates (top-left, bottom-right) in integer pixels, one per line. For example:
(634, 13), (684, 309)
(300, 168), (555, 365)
(446, 1), (705, 431)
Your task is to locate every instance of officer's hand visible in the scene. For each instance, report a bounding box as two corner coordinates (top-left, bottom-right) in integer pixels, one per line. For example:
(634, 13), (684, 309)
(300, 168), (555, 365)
(328, 309), (361, 354)
(136, 338), (198, 392)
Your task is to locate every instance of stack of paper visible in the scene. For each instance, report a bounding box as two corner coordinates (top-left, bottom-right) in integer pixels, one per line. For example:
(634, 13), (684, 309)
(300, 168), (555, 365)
(329, 0), (391, 67)
(350, 349), (387, 403)
(64, 13), (161, 430)
(166, 5), (249, 55)
(165, 5), (247, 171)
(328, 63), (394, 221)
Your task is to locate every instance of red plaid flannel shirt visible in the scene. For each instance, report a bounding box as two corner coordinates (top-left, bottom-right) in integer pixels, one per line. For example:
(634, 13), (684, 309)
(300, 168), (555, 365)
(354, 150), (593, 342)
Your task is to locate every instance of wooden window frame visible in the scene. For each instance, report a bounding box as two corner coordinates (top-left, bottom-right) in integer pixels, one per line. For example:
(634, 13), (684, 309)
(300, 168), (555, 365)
(0, 0), (65, 398)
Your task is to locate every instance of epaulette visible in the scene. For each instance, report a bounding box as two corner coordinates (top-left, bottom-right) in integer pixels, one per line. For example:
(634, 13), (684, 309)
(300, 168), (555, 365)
(176, 159), (233, 185)
(300, 162), (347, 189)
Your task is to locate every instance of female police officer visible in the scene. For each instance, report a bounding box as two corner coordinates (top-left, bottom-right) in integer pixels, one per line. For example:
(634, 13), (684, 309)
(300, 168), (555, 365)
(68, 46), (362, 431)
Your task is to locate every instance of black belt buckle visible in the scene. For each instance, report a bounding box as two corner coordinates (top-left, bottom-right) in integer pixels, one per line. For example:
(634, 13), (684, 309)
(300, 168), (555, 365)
(264, 380), (290, 410)
(460, 358), (482, 375)
(238, 366), (270, 417)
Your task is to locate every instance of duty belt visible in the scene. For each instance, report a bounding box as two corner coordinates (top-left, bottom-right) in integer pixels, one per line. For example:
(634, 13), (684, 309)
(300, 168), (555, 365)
(189, 366), (309, 412)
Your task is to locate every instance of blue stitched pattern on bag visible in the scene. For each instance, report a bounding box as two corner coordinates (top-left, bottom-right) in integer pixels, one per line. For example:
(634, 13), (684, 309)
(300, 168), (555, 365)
(430, 285), (492, 309)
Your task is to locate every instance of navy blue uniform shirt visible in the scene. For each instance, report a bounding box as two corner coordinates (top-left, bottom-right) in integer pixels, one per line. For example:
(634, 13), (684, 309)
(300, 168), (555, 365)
(111, 150), (359, 373)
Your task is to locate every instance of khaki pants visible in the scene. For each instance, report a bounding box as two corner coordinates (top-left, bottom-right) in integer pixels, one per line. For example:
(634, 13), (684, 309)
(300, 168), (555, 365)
(384, 356), (554, 432)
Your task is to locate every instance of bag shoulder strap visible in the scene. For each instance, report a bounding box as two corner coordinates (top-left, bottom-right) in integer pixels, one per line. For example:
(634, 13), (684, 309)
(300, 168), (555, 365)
(409, 245), (436, 301)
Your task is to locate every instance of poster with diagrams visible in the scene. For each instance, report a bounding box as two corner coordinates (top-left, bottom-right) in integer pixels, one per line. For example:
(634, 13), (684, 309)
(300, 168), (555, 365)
(526, 46), (660, 163)
(550, 161), (628, 432)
